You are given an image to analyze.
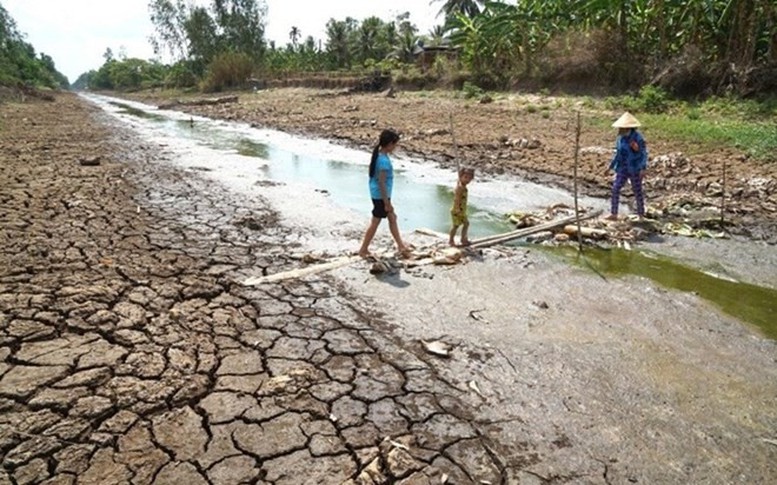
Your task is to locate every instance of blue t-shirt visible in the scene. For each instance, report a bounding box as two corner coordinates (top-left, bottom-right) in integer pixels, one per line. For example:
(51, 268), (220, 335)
(369, 153), (394, 199)
(609, 129), (648, 174)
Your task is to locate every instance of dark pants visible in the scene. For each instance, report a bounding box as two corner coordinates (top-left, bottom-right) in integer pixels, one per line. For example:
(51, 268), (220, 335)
(611, 171), (644, 216)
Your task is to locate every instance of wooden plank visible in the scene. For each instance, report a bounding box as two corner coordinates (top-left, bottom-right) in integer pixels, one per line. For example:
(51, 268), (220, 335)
(416, 211), (602, 248)
(405, 213), (601, 269)
(469, 211), (602, 249)
(415, 227), (450, 239)
(243, 255), (360, 286)
(245, 212), (604, 284)
(562, 224), (608, 239)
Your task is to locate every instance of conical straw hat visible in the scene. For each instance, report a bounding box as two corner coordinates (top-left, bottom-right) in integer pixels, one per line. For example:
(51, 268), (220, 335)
(612, 112), (641, 128)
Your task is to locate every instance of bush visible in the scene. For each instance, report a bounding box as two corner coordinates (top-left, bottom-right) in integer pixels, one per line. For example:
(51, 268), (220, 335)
(165, 61), (198, 88)
(201, 52), (255, 92)
(462, 81), (484, 99)
(636, 85), (670, 113)
(393, 67), (438, 90)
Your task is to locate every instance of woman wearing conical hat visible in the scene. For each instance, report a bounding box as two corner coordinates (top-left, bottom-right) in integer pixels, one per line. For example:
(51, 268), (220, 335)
(606, 112), (648, 220)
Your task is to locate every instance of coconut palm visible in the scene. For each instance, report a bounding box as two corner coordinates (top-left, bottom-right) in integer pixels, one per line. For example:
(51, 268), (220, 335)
(325, 19), (350, 68)
(433, 0), (483, 19)
(289, 26), (300, 48)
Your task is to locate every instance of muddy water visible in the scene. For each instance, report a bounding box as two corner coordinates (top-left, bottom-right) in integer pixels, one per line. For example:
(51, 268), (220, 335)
(548, 246), (777, 339)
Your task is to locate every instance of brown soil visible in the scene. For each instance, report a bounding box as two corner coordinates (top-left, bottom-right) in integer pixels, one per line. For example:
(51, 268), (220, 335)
(122, 87), (777, 243)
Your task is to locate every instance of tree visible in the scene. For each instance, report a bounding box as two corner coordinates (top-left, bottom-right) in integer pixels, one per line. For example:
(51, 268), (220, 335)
(0, 3), (68, 88)
(434, 0), (483, 20)
(211, 0), (267, 59)
(148, 0), (188, 58)
(289, 26), (300, 49)
(183, 6), (218, 74)
(428, 25), (447, 46)
(325, 18), (352, 68)
(149, 0), (267, 62)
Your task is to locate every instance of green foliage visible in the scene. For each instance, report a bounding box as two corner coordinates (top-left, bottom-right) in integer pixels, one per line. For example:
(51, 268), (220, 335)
(0, 4), (69, 89)
(80, 58), (167, 91)
(604, 85), (672, 114)
(647, 115), (777, 161)
(164, 61), (198, 88)
(149, 0), (267, 64)
(446, 0), (777, 95)
(393, 66), (437, 88)
(461, 81), (483, 99)
(201, 52), (254, 92)
(593, 94), (777, 161)
(635, 85), (671, 114)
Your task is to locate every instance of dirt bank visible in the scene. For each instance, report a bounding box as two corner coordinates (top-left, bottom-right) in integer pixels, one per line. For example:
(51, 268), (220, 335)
(122, 87), (777, 244)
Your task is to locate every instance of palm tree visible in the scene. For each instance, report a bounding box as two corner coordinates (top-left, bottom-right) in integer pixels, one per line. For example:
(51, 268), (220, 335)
(433, 0), (483, 19)
(428, 25), (447, 46)
(356, 17), (383, 63)
(289, 26), (300, 48)
(325, 19), (350, 68)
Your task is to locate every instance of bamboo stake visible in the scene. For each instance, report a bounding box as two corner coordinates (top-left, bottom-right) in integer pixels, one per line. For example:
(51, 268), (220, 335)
(448, 111), (461, 172)
(721, 159), (727, 227)
(573, 111), (583, 252)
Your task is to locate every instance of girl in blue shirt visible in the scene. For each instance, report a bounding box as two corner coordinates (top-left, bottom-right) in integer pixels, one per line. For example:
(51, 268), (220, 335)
(358, 129), (412, 258)
(606, 112), (648, 220)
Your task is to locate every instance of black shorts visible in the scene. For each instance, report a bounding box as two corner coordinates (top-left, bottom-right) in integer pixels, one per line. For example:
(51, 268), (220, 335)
(371, 199), (390, 219)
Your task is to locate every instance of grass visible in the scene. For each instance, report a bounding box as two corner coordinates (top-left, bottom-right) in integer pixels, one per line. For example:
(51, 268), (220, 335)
(595, 92), (777, 161)
(643, 115), (777, 160)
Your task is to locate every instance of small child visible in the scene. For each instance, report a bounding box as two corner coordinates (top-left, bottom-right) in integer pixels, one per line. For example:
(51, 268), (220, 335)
(449, 167), (475, 246)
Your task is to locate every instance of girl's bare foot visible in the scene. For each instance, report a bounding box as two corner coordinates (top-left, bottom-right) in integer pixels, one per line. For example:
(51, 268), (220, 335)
(448, 240), (457, 247)
(461, 239), (471, 246)
(358, 250), (371, 259)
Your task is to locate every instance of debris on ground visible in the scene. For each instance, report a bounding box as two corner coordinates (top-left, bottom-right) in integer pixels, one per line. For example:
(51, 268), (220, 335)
(422, 340), (453, 357)
(505, 201), (732, 249)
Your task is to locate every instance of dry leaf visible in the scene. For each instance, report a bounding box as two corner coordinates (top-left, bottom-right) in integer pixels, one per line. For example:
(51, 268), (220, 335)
(469, 380), (486, 399)
(389, 440), (410, 451)
(422, 340), (452, 357)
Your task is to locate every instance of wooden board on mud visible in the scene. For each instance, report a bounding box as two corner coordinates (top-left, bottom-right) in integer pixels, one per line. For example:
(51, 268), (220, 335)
(244, 211), (602, 285)
(415, 210), (603, 249)
(243, 255), (360, 286)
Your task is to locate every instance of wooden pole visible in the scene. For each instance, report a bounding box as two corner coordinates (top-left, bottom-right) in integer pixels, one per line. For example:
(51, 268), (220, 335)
(448, 111), (461, 172)
(721, 159), (727, 227)
(573, 112), (584, 252)
(468, 211), (601, 249)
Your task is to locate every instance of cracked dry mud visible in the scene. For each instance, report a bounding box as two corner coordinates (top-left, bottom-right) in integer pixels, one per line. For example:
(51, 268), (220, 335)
(0, 94), (527, 484)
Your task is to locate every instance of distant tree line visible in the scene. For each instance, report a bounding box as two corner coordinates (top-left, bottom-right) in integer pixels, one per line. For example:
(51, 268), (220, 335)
(0, 2), (69, 89)
(447, 0), (777, 95)
(74, 0), (776, 96)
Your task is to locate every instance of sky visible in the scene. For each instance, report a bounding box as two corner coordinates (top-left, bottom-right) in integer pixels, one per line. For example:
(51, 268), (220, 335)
(3, 0), (443, 83)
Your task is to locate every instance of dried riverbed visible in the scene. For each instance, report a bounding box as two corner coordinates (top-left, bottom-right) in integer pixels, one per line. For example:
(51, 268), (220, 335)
(1, 92), (775, 484)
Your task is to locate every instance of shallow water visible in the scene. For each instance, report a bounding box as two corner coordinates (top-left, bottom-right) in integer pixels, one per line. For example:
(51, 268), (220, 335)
(549, 246), (777, 339)
(97, 97), (603, 236)
(88, 94), (776, 340)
